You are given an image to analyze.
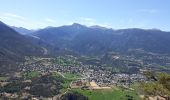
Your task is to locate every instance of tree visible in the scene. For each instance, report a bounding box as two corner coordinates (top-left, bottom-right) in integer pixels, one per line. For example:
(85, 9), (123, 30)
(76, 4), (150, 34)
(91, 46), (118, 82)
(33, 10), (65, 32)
(158, 73), (170, 91)
(140, 72), (170, 98)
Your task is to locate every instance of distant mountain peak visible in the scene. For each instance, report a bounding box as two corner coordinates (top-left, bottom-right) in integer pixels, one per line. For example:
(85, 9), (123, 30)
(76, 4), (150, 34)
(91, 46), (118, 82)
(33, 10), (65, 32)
(72, 23), (86, 27)
(69, 23), (87, 29)
(11, 26), (34, 35)
(90, 25), (110, 30)
(72, 23), (82, 26)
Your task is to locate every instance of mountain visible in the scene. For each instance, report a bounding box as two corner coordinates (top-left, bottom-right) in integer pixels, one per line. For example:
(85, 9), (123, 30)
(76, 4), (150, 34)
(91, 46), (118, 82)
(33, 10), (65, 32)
(30, 23), (170, 56)
(11, 26), (34, 35)
(31, 23), (88, 46)
(1, 21), (170, 72)
(0, 21), (45, 63)
(114, 29), (170, 53)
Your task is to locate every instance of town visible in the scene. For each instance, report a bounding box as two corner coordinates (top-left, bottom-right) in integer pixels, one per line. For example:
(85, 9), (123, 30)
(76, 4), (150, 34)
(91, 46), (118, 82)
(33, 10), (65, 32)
(0, 54), (169, 100)
(18, 56), (147, 89)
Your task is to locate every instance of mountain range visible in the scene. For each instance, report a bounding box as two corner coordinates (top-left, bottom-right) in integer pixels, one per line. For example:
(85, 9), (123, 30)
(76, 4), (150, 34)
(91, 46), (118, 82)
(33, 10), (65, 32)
(0, 21), (44, 64)
(1, 21), (170, 65)
(30, 23), (170, 56)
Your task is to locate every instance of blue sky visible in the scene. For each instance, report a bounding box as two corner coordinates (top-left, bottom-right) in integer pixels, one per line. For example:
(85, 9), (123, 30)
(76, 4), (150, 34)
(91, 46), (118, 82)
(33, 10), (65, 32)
(0, 0), (169, 30)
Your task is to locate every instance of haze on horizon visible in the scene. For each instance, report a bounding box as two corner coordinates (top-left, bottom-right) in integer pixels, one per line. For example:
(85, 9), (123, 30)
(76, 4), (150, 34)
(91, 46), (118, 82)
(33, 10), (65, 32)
(0, 0), (169, 31)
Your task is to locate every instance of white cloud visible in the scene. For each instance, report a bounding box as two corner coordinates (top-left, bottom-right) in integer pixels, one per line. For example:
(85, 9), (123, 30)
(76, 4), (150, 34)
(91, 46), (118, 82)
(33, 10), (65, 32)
(0, 13), (51, 29)
(0, 13), (112, 29)
(78, 17), (112, 28)
(3, 13), (25, 20)
(44, 18), (56, 23)
(117, 18), (151, 29)
(79, 17), (96, 25)
(97, 23), (112, 28)
(79, 17), (96, 22)
(137, 9), (159, 14)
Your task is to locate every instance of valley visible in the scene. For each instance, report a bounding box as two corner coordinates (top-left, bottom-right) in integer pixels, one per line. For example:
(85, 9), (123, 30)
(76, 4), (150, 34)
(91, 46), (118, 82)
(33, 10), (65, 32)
(1, 52), (170, 99)
(0, 21), (170, 100)
(1, 0), (170, 99)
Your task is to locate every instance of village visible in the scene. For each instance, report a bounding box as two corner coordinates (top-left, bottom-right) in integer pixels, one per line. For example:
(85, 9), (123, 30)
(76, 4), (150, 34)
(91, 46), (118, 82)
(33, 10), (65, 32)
(18, 57), (147, 90)
(0, 56), (169, 100)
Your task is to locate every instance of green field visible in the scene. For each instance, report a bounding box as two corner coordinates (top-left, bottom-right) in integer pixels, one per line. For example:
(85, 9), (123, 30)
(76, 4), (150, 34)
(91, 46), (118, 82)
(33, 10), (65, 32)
(23, 71), (41, 79)
(72, 88), (140, 100)
(64, 73), (82, 79)
(0, 76), (8, 81)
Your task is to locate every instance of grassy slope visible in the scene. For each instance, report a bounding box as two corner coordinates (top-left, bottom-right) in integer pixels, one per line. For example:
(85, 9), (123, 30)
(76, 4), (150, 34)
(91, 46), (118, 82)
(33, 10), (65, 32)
(0, 76), (8, 81)
(23, 71), (41, 79)
(72, 87), (140, 100)
(64, 73), (82, 79)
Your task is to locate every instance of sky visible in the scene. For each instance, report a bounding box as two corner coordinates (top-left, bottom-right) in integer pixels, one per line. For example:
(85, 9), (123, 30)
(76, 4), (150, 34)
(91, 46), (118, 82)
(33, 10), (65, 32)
(0, 0), (169, 31)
